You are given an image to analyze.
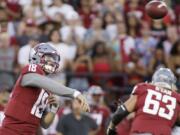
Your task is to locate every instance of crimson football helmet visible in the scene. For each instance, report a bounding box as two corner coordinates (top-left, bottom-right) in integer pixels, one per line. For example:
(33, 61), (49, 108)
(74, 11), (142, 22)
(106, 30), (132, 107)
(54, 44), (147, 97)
(30, 43), (60, 74)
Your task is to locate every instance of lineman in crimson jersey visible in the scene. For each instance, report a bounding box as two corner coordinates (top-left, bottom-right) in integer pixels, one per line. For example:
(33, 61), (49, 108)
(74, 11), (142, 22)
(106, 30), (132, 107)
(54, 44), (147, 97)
(0, 43), (90, 135)
(107, 68), (180, 135)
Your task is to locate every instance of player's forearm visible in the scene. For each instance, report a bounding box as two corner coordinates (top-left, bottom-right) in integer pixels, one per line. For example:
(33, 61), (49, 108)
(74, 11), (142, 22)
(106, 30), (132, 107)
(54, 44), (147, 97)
(40, 112), (55, 129)
(111, 104), (129, 126)
(21, 73), (80, 98)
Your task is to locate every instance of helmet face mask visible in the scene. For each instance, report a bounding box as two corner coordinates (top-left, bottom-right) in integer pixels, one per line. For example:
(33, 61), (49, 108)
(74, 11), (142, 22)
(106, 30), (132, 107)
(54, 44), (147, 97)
(152, 68), (177, 89)
(41, 54), (59, 74)
(30, 43), (60, 74)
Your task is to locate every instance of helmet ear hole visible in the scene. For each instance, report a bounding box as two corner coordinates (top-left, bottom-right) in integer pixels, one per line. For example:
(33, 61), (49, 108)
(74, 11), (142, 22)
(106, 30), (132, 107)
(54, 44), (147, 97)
(30, 54), (40, 64)
(32, 57), (36, 60)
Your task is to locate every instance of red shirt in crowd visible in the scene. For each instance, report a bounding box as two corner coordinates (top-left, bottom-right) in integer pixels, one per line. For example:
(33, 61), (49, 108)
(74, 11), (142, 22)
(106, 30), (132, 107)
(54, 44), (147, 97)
(78, 9), (97, 28)
(5, 0), (22, 20)
(90, 105), (110, 135)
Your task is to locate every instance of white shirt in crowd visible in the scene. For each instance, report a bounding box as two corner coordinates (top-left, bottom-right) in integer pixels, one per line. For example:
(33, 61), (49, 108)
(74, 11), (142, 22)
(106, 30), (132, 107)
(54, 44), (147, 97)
(19, 0), (52, 7)
(18, 44), (35, 67)
(0, 111), (5, 126)
(112, 35), (135, 60)
(105, 24), (118, 41)
(50, 42), (77, 70)
(163, 40), (174, 57)
(45, 3), (75, 20)
(60, 25), (86, 43)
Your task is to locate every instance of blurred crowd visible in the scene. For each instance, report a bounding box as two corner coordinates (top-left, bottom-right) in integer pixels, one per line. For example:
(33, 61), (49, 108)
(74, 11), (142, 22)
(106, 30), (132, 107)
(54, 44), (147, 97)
(0, 0), (180, 134)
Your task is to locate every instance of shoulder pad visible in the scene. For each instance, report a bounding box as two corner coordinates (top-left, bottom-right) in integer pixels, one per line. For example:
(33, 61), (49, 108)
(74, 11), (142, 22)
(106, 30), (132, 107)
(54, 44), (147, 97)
(131, 82), (148, 95)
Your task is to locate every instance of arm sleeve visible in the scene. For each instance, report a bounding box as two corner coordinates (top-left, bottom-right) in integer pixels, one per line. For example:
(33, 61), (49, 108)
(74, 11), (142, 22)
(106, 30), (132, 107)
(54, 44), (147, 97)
(21, 73), (76, 98)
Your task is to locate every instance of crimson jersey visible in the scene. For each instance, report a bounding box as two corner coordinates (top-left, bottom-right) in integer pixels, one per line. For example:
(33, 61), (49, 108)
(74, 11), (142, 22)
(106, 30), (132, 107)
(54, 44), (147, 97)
(90, 105), (110, 135)
(130, 83), (180, 135)
(0, 64), (49, 135)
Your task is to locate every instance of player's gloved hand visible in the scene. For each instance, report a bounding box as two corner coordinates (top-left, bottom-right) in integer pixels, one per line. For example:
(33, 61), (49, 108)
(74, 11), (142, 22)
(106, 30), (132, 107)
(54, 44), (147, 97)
(73, 91), (90, 112)
(106, 127), (117, 135)
(47, 95), (60, 113)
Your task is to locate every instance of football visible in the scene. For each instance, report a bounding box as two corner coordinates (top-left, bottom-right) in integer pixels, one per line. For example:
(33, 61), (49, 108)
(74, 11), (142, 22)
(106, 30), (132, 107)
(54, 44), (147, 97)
(145, 0), (168, 19)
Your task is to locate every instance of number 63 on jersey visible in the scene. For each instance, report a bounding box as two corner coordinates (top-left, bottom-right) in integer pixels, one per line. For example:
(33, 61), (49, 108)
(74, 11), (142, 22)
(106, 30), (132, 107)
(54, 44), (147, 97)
(143, 89), (176, 120)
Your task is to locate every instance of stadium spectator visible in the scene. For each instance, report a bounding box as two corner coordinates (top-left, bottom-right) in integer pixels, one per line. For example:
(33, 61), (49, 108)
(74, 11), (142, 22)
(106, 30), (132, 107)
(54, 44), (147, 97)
(114, 10), (124, 22)
(0, 32), (17, 72)
(102, 11), (117, 41)
(40, 21), (61, 42)
(45, 0), (75, 21)
(163, 25), (179, 56)
(60, 11), (86, 46)
(150, 19), (167, 39)
(22, 0), (46, 25)
(148, 46), (170, 75)
(46, 29), (72, 84)
(126, 13), (141, 37)
(17, 19), (40, 46)
(124, 51), (147, 85)
(78, 0), (97, 28)
(0, 7), (16, 42)
(88, 85), (110, 135)
(170, 40), (180, 84)
(58, 99), (72, 118)
(112, 20), (135, 64)
(91, 41), (112, 85)
(68, 45), (93, 91)
(135, 21), (158, 66)
(101, 0), (122, 16)
(124, 0), (144, 19)
(84, 17), (110, 48)
(48, 29), (76, 70)
(2, 0), (22, 21)
(56, 99), (98, 135)
(18, 35), (39, 68)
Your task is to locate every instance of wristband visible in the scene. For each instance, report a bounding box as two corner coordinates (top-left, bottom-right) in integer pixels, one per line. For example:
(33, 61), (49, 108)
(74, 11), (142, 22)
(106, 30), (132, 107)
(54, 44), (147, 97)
(73, 90), (81, 98)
